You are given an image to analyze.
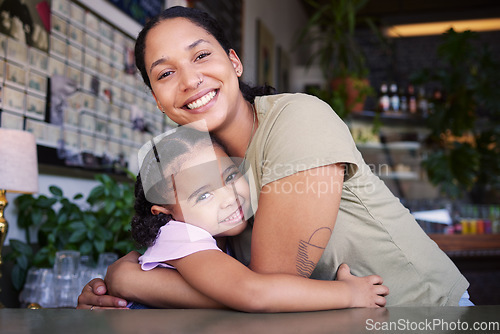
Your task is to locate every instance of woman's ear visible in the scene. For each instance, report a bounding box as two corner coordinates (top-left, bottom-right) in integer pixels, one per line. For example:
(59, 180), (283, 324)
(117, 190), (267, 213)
(151, 205), (172, 216)
(228, 49), (243, 77)
(151, 91), (164, 113)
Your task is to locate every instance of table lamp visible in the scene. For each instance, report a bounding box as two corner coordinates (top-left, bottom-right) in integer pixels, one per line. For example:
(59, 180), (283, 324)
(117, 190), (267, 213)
(0, 129), (39, 308)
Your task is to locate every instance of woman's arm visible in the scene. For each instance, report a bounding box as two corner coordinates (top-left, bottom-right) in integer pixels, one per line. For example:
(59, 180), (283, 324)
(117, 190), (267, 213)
(170, 250), (388, 312)
(250, 164), (343, 276)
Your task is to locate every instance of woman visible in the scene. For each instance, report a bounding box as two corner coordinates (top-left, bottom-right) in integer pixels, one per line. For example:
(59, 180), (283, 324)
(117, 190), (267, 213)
(77, 6), (469, 309)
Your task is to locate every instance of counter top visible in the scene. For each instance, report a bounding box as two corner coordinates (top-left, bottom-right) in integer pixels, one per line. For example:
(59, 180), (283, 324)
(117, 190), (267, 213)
(1, 305), (499, 334)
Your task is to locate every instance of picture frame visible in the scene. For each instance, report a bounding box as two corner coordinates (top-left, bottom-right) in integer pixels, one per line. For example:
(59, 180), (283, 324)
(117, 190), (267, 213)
(51, 14), (67, 36)
(69, 2), (85, 26)
(277, 46), (291, 93)
(68, 25), (84, 46)
(1, 110), (23, 129)
(99, 21), (114, 43)
(67, 44), (83, 66)
(45, 124), (62, 148)
(85, 12), (99, 34)
(26, 94), (46, 120)
(256, 20), (275, 87)
(66, 65), (82, 85)
(48, 56), (66, 76)
(50, 35), (67, 58)
(52, 0), (70, 17)
(85, 34), (99, 53)
(0, 0), (50, 53)
(5, 62), (27, 87)
(28, 71), (47, 94)
(25, 119), (46, 142)
(3, 86), (25, 113)
(6, 37), (28, 64)
(29, 47), (49, 72)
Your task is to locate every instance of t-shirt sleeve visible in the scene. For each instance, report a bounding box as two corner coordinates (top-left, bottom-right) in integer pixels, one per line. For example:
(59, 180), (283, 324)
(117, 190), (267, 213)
(138, 221), (222, 271)
(258, 94), (359, 186)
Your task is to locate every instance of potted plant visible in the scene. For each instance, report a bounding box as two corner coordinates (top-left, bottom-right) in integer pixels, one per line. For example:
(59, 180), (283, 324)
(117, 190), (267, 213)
(297, 0), (376, 118)
(5, 173), (137, 291)
(412, 29), (500, 202)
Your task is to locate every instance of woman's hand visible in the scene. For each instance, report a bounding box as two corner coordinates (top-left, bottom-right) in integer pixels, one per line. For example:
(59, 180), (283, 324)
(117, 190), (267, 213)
(76, 278), (128, 310)
(76, 251), (140, 309)
(336, 264), (389, 308)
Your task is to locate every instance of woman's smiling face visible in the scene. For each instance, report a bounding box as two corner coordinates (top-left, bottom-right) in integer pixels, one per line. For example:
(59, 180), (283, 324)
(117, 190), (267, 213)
(144, 17), (244, 131)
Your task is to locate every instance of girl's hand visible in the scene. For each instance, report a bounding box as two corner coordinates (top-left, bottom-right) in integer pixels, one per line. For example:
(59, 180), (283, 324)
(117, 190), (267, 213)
(76, 278), (128, 309)
(336, 264), (389, 308)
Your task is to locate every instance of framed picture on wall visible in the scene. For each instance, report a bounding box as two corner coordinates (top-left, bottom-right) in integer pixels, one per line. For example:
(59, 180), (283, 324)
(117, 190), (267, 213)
(28, 70), (47, 94)
(26, 93), (46, 120)
(1, 110), (23, 129)
(0, 0), (50, 53)
(277, 46), (290, 93)
(257, 20), (275, 87)
(29, 47), (48, 72)
(6, 37), (28, 64)
(5, 62), (27, 88)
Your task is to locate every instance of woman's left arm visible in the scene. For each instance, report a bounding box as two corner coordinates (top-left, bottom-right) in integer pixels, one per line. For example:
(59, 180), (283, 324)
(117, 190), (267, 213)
(249, 163), (344, 276)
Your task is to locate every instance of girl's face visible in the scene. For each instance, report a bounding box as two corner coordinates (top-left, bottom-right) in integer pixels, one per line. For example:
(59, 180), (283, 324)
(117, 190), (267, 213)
(145, 17), (244, 132)
(167, 145), (251, 237)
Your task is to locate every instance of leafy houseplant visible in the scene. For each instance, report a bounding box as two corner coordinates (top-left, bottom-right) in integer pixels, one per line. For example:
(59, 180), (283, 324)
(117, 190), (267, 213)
(412, 29), (500, 201)
(297, 0), (375, 118)
(6, 173), (137, 290)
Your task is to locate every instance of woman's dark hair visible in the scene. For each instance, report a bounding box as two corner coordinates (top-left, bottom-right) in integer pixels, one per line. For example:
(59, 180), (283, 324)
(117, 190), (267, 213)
(134, 6), (275, 103)
(131, 130), (224, 248)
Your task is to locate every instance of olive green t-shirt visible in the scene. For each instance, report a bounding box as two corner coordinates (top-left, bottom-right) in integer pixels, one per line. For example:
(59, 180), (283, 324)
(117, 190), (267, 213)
(232, 93), (468, 306)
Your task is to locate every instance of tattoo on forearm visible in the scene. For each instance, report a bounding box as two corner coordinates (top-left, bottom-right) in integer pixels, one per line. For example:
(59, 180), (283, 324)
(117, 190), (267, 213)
(296, 227), (331, 277)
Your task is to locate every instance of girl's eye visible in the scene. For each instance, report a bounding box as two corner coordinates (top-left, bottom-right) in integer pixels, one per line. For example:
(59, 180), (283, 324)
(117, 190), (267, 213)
(195, 52), (210, 61)
(196, 192), (212, 203)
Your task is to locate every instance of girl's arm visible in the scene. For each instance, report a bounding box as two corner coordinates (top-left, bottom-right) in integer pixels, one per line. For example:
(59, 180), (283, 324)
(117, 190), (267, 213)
(170, 249), (388, 313)
(250, 164), (343, 276)
(103, 251), (226, 309)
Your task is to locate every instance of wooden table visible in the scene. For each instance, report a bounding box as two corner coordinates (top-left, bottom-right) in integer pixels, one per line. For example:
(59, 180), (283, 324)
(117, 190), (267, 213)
(1, 306), (499, 334)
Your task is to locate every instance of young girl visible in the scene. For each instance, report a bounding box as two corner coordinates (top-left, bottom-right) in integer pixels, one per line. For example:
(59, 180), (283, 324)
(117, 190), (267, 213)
(129, 126), (388, 312)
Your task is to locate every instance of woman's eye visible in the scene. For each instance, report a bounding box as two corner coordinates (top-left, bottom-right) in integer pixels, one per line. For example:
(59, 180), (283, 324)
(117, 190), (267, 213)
(225, 171), (239, 184)
(158, 70), (173, 80)
(195, 52), (210, 61)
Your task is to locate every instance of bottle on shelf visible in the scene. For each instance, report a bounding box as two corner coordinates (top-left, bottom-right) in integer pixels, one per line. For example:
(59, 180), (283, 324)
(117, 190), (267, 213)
(389, 82), (400, 113)
(417, 86), (429, 117)
(377, 82), (390, 113)
(399, 85), (408, 113)
(407, 84), (417, 114)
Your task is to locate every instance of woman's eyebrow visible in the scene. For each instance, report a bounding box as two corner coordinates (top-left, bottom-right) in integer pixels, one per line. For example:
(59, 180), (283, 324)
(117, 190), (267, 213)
(149, 39), (210, 75)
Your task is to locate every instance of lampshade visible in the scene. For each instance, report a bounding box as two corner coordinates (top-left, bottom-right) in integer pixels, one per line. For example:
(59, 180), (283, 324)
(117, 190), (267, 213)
(0, 128), (39, 194)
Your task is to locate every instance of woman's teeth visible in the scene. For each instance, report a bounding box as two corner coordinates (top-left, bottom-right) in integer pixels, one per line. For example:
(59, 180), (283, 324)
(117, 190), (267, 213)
(187, 90), (216, 109)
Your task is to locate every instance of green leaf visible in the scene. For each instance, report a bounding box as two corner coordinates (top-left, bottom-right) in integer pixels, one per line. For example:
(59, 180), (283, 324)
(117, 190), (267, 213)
(16, 254), (29, 270)
(9, 239), (33, 256)
(11, 265), (26, 291)
(80, 241), (93, 254)
(94, 239), (105, 253)
(49, 186), (63, 197)
(73, 193), (84, 200)
(69, 221), (86, 230)
(68, 230), (87, 243)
